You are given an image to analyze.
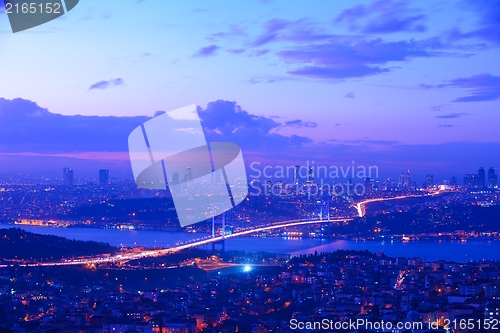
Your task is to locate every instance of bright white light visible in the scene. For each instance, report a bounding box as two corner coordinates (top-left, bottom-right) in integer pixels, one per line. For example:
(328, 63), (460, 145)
(243, 265), (251, 272)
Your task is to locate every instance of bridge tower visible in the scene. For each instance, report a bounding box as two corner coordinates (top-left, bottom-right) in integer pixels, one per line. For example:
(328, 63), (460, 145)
(211, 202), (226, 252)
(319, 191), (332, 237)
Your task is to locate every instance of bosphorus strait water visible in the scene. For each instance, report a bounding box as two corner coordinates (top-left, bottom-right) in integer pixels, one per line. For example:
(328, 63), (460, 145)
(2, 224), (499, 262)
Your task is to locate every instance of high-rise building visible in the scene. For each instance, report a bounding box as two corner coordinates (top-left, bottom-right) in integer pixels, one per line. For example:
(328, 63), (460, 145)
(405, 170), (411, 188)
(293, 166), (300, 185)
(364, 178), (372, 194)
(308, 167), (314, 183)
(266, 180), (272, 195)
(464, 174), (473, 188)
(425, 174), (433, 189)
(449, 175), (458, 187)
(477, 167), (486, 188)
(488, 167), (498, 188)
(171, 172), (180, 185)
(99, 169), (109, 185)
(471, 174), (477, 188)
(398, 171), (405, 188)
(186, 167), (193, 181)
(63, 168), (73, 186)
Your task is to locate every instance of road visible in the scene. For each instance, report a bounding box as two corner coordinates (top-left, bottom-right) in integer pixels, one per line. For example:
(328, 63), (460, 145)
(355, 190), (442, 217)
(1, 192), (440, 268)
(0, 218), (350, 268)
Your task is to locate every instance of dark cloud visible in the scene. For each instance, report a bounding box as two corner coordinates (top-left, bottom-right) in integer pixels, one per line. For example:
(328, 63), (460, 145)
(227, 49), (245, 55)
(429, 104), (450, 112)
(213, 12), (472, 81)
(342, 139), (399, 145)
(445, 73), (500, 102)
(419, 83), (434, 89)
(288, 65), (388, 79)
(2, 98), (499, 181)
(284, 120), (318, 128)
(418, 74), (500, 102)
(335, 0), (427, 34)
(244, 75), (303, 85)
(0, 98), (148, 154)
(246, 78), (262, 84)
(247, 49), (269, 57)
(89, 78), (124, 90)
(345, 92), (356, 98)
(449, 0), (500, 44)
(206, 33), (226, 43)
(435, 113), (468, 119)
(253, 19), (290, 46)
(0, 98), (313, 160)
(227, 49), (269, 57)
(278, 38), (455, 79)
(198, 100), (312, 150)
(193, 45), (219, 57)
(251, 18), (341, 46)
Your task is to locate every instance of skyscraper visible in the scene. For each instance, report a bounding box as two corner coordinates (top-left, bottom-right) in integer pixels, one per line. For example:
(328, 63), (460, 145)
(308, 167), (314, 183)
(99, 169), (109, 185)
(425, 174), (433, 189)
(63, 168), (73, 186)
(172, 172), (180, 185)
(488, 167), (498, 188)
(398, 171), (405, 188)
(464, 174), (473, 188)
(477, 167), (485, 188)
(186, 167), (193, 182)
(364, 178), (372, 194)
(293, 166), (300, 185)
(405, 170), (411, 188)
(385, 177), (391, 191)
(449, 175), (457, 187)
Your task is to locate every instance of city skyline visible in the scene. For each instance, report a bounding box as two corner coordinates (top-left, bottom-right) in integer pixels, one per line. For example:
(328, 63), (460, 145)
(1, 1), (500, 330)
(10, 165), (496, 190)
(1, 0), (500, 178)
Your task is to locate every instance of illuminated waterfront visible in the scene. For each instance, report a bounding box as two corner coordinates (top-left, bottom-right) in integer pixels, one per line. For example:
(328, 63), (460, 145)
(2, 224), (500, 262)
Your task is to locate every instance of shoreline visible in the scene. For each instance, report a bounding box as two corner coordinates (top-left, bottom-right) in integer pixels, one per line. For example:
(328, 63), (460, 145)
(1, 222), (498, 243)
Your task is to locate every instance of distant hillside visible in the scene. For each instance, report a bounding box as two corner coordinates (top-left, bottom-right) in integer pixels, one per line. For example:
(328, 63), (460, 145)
(0, 228), (118, 262)
(60, 197), (180, 226)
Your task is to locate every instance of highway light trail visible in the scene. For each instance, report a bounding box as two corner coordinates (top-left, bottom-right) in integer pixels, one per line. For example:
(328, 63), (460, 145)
(355, 191), (443, 217)
(1, 192), (443, 268)
(0, 218), (350, 268)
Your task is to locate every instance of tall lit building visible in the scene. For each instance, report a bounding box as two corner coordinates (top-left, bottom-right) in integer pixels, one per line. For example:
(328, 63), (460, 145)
(405, 170), (411, 188)
(99, 169), (109, 185)
(477, 167), (486, 188)
(293, 166), (300, 185)
(63, 168), (73, 186)
(308, 167), (314, 183)
(385, 177), (391, 191)
(488, 167), (497, 188)
(398, 171), (405, 188)
(464, 174), (473, 188)
(425, 174), (433, 189)
(186, 167), (193, 181)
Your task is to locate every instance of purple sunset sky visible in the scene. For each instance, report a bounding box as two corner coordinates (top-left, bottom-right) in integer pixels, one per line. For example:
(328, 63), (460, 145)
(0, 0), (499, 182)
